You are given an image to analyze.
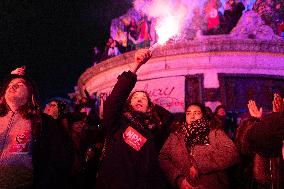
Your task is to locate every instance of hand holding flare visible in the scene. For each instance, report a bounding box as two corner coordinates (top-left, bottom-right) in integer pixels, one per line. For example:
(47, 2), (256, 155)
(130, 48), (152, 74)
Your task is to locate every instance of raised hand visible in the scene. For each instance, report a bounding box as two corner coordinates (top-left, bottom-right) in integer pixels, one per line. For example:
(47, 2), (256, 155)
(247, 100), (263, 118)
(179, 178), (199, 189)
(188, 165), (199, 183)
(272, 93), (283, 112)
(130, 49), (152, 73)
(11, 66), (26, 76)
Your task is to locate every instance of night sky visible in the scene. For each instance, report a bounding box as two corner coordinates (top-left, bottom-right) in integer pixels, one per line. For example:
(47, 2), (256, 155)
(0, 0), (132, 104)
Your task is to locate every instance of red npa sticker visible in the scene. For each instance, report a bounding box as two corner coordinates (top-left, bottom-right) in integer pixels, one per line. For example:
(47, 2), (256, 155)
(123, 126), (147, 151)
(9, 129), (31, 154)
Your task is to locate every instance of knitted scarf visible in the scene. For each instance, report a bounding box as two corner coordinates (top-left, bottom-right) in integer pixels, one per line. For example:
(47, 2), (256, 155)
(181, 117), (210, 152)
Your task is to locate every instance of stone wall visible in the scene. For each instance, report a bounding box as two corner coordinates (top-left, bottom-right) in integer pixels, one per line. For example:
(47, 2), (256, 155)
(78, 36), (284, 112)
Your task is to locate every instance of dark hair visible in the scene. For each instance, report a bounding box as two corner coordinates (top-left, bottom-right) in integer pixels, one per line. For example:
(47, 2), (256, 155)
(124, 90), (153, 112)
(186, 102), (207, 117)
(60, 112), (86, 128)
(205, 106), (213, 119)
(0, 74), (40, 119)
(186, 103), (223, 129)
(46, 99), (67, 119)
(214, 105), (226, 116)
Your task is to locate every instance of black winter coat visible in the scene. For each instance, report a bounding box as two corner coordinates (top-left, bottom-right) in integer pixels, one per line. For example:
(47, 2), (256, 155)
(247, 112), (284, 189)
(32, 113), (73, 189)
(96, 71), (173, 189)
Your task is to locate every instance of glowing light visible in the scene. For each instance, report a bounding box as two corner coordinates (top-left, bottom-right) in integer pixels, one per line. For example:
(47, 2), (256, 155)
(134, 0), (190, 46)
(156, 15), (180, 45)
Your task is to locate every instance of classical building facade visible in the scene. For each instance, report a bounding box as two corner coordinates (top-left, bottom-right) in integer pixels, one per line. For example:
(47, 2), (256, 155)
(78, 35), (284, 114)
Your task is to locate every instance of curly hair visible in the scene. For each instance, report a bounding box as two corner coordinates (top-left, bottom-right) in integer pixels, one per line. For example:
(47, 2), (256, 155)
(124, 90), (153, 113)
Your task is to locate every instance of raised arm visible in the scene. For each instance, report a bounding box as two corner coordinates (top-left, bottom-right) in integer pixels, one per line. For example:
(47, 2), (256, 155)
(11, 66), (26, 75)
(103, 49), (152, 132)
(247, 112), (284, 157)
(247, 95), (284, 157)
(129, 48), (151, 73)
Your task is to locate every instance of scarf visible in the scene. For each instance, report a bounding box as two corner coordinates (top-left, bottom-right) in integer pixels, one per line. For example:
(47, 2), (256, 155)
(181, 117), (210, 152)
(123, 106), (162, 131)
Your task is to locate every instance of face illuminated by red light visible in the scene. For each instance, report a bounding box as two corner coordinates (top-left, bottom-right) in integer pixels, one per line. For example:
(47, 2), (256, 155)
(5, 78), (29, 106)
(216, 108), (226, 117)
(186, 105), (203, 125)
(44, 101), (59, 119)
(130, 92), (149, 113)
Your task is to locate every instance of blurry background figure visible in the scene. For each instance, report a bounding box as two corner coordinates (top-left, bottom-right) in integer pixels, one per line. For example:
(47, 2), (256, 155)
(191, 7), (206, 38)
(126, 19), (139, 51)
(113, 27), (127, 53)
(100, 37), (114, 61)
(68, 112), (104, 189)
(253, 0), (284, 34)
(214, 105), (237, 140)
(135, 11), (151, 49)
(205, 0), (221, 31)
(44, 99), (67, 120)
(279, 20), (284, 38)
(205, 106), (213, 119)
(149, 17), (157, 46)
(65, 86), (104, 189)
(92, 47), (101, 65)
(107, 40), (121, 58)
(44, 100), (59, 119)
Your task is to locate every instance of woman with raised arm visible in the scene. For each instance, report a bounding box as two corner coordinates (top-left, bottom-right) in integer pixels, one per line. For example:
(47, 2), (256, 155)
(96, 49), (173, 189)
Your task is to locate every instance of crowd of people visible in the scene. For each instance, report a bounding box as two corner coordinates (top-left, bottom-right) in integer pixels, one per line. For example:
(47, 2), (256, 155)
(92, 0), (284, 65)
(0, 48), (283, 189)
